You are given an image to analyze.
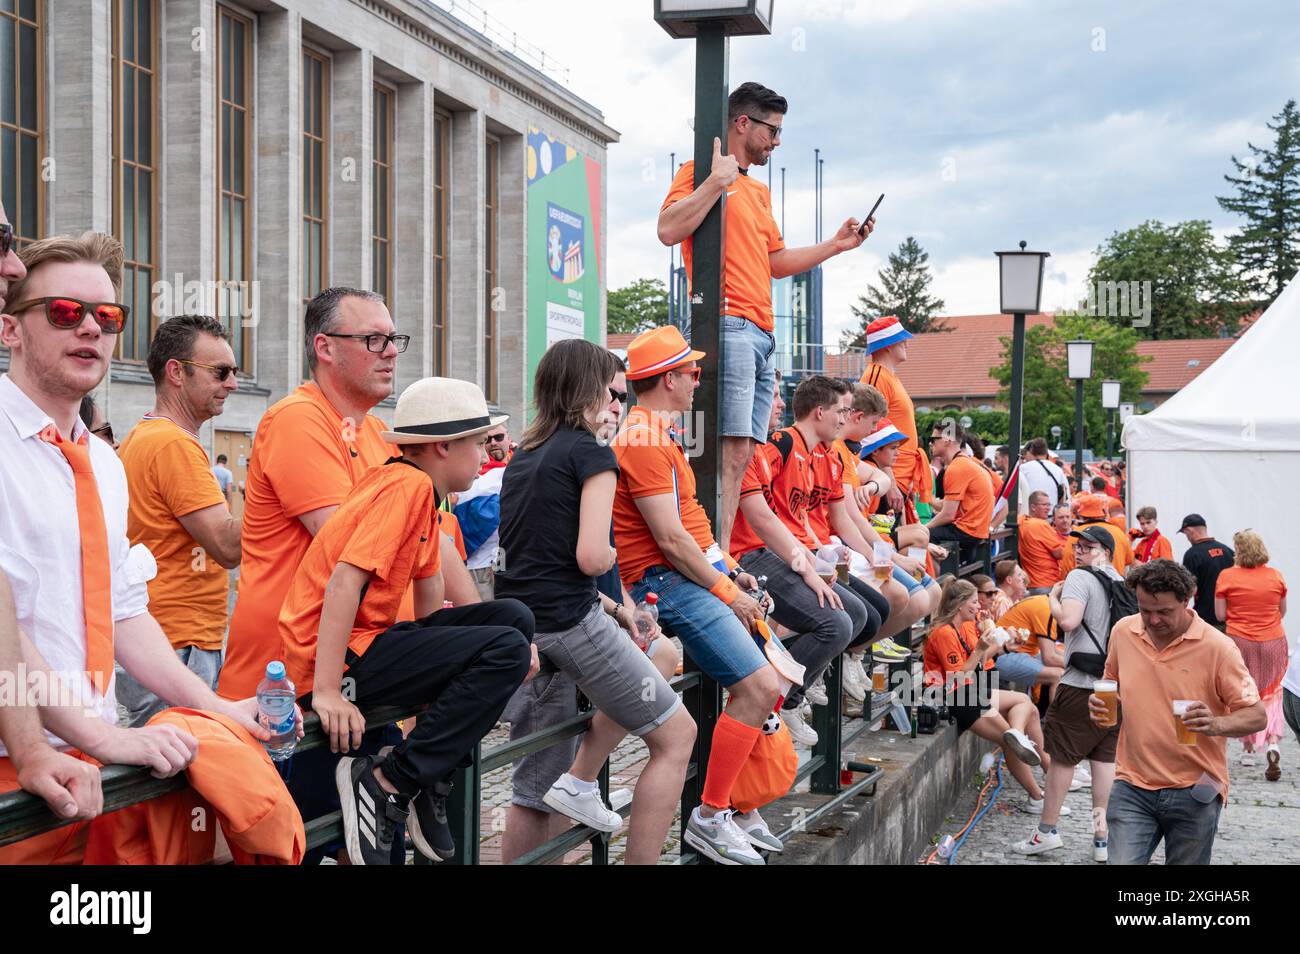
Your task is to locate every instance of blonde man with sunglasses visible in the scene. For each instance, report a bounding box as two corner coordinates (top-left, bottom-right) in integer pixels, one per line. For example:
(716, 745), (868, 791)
(116, 315), (243, 725)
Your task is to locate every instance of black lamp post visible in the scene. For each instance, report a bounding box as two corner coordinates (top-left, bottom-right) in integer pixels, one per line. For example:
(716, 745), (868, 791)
(995, 240), (1050, 526)
(654, 0), (773, 527)
(1101, 379), (1121, 461)
(1066, 339), (1095, 488)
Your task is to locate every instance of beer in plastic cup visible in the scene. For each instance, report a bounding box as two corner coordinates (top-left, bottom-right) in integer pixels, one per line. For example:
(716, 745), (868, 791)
(873, 562), (892, 581)
(1172, 699), (1198, 745)
(836, 560), (849, 584)
(1095, 679), (1119, 727)
(907, 547), (926, 582)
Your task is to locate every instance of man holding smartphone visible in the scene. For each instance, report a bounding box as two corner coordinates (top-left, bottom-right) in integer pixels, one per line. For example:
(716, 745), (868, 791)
(657, 81), (875, 556)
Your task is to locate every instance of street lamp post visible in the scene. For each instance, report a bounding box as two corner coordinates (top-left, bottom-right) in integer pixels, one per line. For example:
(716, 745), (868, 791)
(654, 0), (773, 528)
(1101, 379), (1121, 461)
(1050, 424), (1062, 450)
(996, 240), (1050, 528)
(1066, 339), (1095, 490)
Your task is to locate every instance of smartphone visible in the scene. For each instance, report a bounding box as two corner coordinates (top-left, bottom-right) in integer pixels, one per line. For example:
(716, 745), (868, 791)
(858, 193), (885, 236)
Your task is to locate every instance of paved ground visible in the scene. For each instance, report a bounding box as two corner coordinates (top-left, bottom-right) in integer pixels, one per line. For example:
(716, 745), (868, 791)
(927, 732), (1300, 865)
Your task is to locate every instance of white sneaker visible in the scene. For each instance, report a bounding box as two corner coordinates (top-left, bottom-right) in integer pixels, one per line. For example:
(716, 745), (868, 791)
(1013, 828), (1063, 855)
(1241, 751), (1257, 767)
(1002, 728), (1042, 767)
(683, 807), (765, 866)
(542, 777), (622, 833)
(806, 675), (829, 707)
(1093, 838), (1109, 863)
(783, 704), (819, 748)
(733, 808), (783, 853)
(842, 656), (867, 704)
(799, 698), (813, 720)
(1022, 797), (1071, 817)
(1070, 764), (1092, 792)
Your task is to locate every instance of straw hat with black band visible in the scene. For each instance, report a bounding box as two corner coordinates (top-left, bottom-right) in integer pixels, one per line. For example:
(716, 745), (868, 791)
(381, 377), (508, 445)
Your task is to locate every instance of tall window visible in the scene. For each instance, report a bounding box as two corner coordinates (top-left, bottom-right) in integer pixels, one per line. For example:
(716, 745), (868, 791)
(1, 0), (42, 248)
(483, 136), (499, 403)
(302, 49), (328, 306)
(371, 85), (393, 308)
(217, 6), (253, 369)
(432, 111), (450, 375)
(112, 0), (158, 361)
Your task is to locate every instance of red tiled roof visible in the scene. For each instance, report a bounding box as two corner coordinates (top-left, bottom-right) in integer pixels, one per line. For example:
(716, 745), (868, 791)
(606, 332), (636, 351)
(1134, 338), (1237, 392)
(892, 313), (1055, 401)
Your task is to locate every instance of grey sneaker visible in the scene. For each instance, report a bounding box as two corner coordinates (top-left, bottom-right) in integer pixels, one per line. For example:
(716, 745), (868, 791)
(734, 808), (783, 853)
(684, 807), (765, 865)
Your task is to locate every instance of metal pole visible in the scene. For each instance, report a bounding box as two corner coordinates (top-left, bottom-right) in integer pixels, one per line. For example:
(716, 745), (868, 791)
(1106, 407), (1114, 460)
(1006, 312), (1026, 527)
(689, 22), (728, 531)
(814, 148), (820, 242)
(780, 166), (786, 237)
(668, 151), (676, 329)
(1074, 378), (1086, 491)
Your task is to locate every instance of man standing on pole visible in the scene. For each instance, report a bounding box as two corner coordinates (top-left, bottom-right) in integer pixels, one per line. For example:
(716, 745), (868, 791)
(657, 82), (874, 553)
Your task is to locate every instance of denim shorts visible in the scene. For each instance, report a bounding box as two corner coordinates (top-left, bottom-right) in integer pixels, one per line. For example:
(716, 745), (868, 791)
(994, 650), (1044, 691)
(720, 315), (777, 442)
(630, 568), (769, 687)
(891, 564), (935, 595)
(503, 668), (579, 812)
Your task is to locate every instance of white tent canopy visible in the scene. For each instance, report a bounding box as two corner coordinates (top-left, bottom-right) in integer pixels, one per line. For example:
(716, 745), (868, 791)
(1123, 275), (1299, 638)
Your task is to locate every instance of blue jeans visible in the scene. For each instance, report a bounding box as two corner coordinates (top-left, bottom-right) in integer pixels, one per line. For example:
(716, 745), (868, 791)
(891, 564), (935, 595)
(719, 315), (776, 442)
(630, 568), (768, 687)
(994, 651), (1044, 692)
(1106, 779), (1222, 865)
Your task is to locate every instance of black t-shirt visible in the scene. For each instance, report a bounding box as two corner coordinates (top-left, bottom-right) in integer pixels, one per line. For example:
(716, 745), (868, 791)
(496, 426), (618, 632)
(1183, 538), (1235, 623)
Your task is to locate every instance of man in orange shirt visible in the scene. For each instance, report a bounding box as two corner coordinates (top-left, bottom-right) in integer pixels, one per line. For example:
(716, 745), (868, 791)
(925, 418), (994, 563)
(860, 315), (931, 508)
(614, 326), (775, 865)
(281, 378), (535, 865)
(117, 315), (243, 725)
(1059, 495), (1134, 577)
(1131, 506), (1173, 563)
(657, 82), (873, 556)
(1018, 491), (1067, 594)
(1090, 560), (1265, 864)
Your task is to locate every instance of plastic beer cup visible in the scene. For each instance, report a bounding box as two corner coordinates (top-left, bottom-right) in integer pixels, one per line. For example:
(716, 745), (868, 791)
(1095, 679), (1119, 727)
(1172, 699), (1198, 745)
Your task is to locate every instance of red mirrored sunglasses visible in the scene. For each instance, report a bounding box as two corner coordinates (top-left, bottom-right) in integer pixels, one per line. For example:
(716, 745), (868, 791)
(8, 297), (128, 334)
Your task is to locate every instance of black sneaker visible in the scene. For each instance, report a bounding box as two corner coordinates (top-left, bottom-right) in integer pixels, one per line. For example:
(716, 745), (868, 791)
(336, 755), (410, 865)
(407, 778), (456, 861)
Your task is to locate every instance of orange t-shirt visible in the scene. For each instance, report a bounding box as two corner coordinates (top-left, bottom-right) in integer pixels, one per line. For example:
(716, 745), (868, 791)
(1105, 613), (1260, 801)
(923, 619), (994, 687)
(613, 406), (721, 587)
(439, 509), (468, 562)
(662, 160), (785, 333)
(279, 461), (441, 695)
(860, 362), (922, 497)
(220, 382), (399, 699)
(940, 455), (994, 539)
(1215, 565), (1287, 641)
(808, 439), (845, 544)
(1059, 519), (1134, 577)
(1133, 531), (1173, 563)
(119, 417), (229, 651)
(765, 427), (819, 549)
(996, 594), (1055, 656)
(1017, 515), (1066, 589)
(730, 442), (778, 559)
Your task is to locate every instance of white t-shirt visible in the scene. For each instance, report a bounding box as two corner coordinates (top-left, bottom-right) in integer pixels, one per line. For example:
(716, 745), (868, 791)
(1019, 457), (1069, 512)
(1283, 634), (1300, 697)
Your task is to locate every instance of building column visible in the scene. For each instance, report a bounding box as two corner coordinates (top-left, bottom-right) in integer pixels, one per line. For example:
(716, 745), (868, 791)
(330, 48), (373, 290)
(253, 8), (301, 401)
(496, 132), (526, 427)
(393, 81), (433, 393)
(47, 0), (112, 233)
(449, 108), (484, 387)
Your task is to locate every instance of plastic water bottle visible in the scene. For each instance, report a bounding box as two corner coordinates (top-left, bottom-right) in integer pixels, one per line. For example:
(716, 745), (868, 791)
(936, 834), (956, 860)
(632, 593), (659, 651)
(256, 661), (297, 762)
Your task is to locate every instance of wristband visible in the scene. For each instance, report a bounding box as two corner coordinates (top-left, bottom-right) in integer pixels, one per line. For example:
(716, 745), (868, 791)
(709, 573), (741, 605)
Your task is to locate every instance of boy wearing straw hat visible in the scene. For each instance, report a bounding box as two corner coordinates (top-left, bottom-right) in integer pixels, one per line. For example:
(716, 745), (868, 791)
(278, 377), (537, 865)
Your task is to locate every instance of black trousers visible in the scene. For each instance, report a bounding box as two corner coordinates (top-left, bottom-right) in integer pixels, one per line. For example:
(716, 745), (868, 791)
(928, 523), (985, 564)
(347, 599), (534, 797)
(841, 574), (890, 651)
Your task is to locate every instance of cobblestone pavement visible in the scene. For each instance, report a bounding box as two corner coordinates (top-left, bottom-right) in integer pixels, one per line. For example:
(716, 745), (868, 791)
(924, 733), (1300, 865)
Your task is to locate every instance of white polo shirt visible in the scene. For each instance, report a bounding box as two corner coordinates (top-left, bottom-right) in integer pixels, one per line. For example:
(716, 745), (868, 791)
(0, 374), (150, 755)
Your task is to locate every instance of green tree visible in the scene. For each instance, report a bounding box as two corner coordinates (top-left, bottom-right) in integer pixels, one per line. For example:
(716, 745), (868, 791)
(606, 278), (668, 336)
(990, 315), (1150, 451)
(842, 236), (947, 348)
(1217, 98), (1300, 303)
(1084, 220), (1250, 339)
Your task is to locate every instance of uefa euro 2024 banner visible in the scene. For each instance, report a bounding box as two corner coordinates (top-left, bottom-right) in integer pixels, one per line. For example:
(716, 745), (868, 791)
(526, 127), (603, 415)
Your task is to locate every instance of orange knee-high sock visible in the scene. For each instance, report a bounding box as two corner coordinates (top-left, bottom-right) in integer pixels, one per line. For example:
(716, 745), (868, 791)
(700, 712), (762, 810)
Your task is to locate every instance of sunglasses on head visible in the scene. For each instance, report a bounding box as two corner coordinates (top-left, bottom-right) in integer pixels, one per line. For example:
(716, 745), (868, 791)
(0, 222), (14, 259)
(8, 296), (128, 334)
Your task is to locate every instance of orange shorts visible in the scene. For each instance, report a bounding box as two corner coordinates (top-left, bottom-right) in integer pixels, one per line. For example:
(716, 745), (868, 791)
(0, 750), (98, 865)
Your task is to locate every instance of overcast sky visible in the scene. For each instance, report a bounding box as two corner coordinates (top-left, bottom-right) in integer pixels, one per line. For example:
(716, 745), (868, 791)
(480, 0), (1300, 346)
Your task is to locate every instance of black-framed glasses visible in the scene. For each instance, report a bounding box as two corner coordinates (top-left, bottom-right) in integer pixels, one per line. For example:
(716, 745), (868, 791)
(978, 589), (997, 597)
(323, 332), (410, 354)
(745, 115), (782, 138)
(609, 387), (628, 404)
(91, 422), (115, 444)
(177, 358), (239, 382)
(486, 433), (509, 444)
(0, 222), (14, 259)
(7, 296), (127, 334)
